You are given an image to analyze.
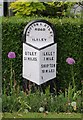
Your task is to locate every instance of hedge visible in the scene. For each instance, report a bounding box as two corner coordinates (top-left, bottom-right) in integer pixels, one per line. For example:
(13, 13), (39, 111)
(2, 16), (82, 92)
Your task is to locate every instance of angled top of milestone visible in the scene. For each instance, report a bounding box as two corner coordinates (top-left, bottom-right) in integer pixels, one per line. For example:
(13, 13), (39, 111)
(23, 20), (56, 49)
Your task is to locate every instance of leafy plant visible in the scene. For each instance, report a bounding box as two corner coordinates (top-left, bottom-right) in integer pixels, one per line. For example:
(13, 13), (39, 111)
(2, 91), (31, 113)
(9, 1), (75, 17)
(17, 96), (31, 112)
(2, 94), (20, 112)
(43, 2), (74, 17)
(9, 1), (46, 16)
(2, 86), (82, 113)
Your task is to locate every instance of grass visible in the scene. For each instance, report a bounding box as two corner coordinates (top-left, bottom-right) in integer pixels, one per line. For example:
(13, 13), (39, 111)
(2, 112), (82, 119)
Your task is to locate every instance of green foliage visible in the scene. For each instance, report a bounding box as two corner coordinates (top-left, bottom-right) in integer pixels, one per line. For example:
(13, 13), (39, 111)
(2, 91), (31, 113)
(2, 88), (82, 113)
(42, 2), (74, 17)
(2, 94), (19, 112)
(9, 1), (46, 16)
(9, 1), (75, 17)
(2, 17), (82, 92)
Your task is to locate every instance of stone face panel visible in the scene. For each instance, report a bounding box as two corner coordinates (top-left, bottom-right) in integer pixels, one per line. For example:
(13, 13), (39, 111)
(23, 43), (57, 85)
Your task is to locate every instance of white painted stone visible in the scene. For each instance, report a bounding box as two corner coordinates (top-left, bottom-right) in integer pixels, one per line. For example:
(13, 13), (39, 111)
(23, 43), (57, 85)
(25, 22), (54, 49)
